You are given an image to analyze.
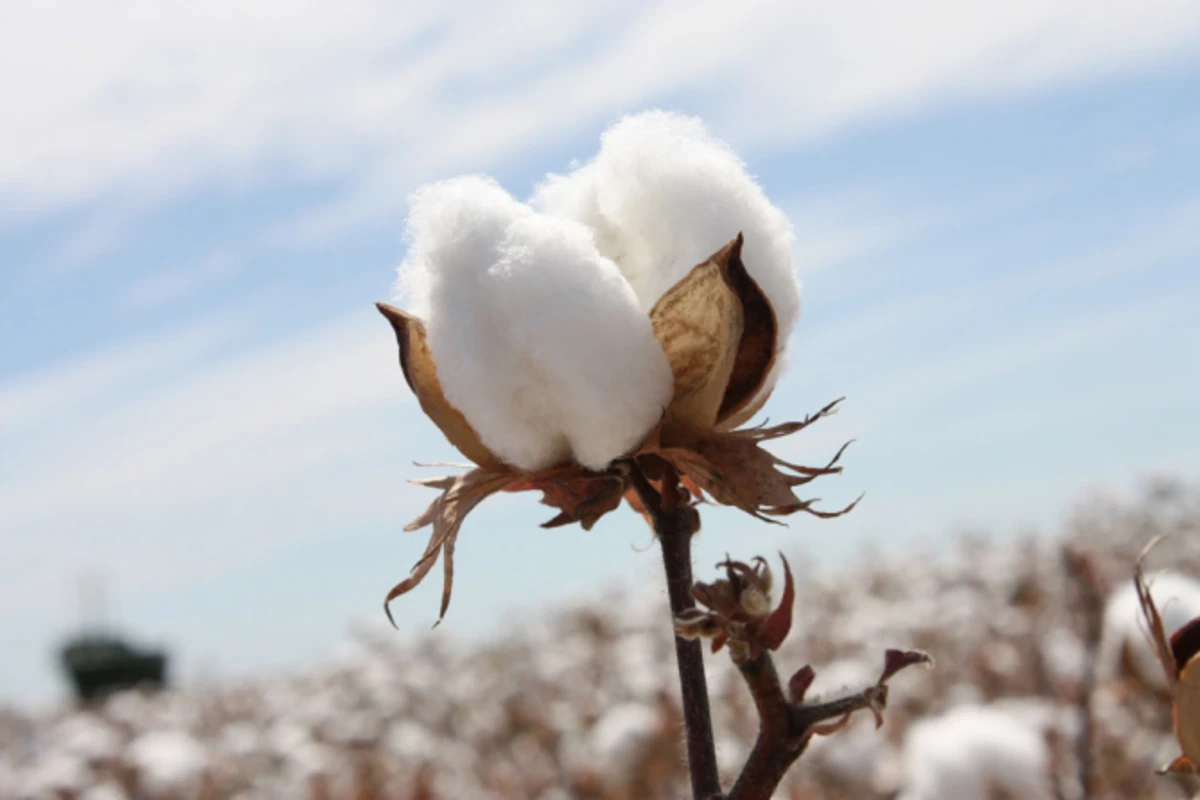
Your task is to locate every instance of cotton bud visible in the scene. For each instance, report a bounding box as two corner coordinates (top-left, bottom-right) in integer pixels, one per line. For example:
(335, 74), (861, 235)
(739, 587), (771, 618)
(680, 553), (796, 662)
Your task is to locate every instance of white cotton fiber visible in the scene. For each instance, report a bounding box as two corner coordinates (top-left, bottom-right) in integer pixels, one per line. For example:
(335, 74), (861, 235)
(1099, 571), (1200, 689)
(533, 111), (801, 371)
(399, 176), (674, 471)
(897, 704), (1054, 800)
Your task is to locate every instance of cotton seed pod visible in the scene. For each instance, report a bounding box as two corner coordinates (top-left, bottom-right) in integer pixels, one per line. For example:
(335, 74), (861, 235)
(1133, 536), (1200, 775)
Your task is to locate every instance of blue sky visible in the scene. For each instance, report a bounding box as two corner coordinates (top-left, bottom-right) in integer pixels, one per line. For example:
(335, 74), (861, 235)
(2, 1), (1200, 704)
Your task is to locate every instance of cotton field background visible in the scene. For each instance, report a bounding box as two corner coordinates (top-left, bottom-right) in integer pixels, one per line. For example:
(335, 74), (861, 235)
(3, 479), (1198, 800)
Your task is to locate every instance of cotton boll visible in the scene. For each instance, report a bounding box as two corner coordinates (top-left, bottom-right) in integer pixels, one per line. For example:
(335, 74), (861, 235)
(897, 704), (1054, 800)
(400, 175), (529, 321)
(533, 111), (800, 387)
(1099, 571), (1200, 689)
(80, 782), (130, 800)
(20, 752), (88, 797)
(401, 178), (673, 471)
(54, 713), (123, 762)
(486, 215), (674, 469)
(128, 729), (209, 794)
(590, 702), (660, 778)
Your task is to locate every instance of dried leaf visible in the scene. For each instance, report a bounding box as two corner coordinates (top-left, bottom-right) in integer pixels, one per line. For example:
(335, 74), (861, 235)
(385, 468), (516, 627)
(377, 303), (501, 469)
(1134, 536), (1180, 690)
(878, 649), (934, 684)
(650, 237), (745, 434)
(758, 553), (794, 650)
(788, 664), (816, 704)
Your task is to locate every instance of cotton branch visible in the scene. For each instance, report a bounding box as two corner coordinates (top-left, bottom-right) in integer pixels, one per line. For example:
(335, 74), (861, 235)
(1062, 545), (1105, 800)
(723, 649), (930, 799)
(676, 551), (932, 800)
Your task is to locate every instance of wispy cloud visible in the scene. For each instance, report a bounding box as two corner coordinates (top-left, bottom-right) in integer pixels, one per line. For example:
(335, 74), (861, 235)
(0, 317), (240, 439)
(787, 190), (946, 274)
(117, 250), (240, 311)
(4, 0), (1198, 235)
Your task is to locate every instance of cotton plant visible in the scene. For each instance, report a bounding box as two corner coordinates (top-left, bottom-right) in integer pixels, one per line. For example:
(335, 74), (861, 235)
(376, 110), (924, 799)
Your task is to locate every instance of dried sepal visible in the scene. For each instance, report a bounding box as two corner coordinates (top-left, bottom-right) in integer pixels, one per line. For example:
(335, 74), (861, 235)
(1135, 536), (1200, 775)
(758, 553), (795, 651)
(376, 303), (502, 469)
(386, 468), (518, 628)
(650, 235), (746, 434)
(651, 399), (857, 523)
(390, 464), (638, 627)
(505, 467), (626, 530)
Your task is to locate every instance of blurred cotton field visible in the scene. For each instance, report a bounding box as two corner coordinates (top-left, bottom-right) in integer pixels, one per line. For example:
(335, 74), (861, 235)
(3, 480), (1199, 800)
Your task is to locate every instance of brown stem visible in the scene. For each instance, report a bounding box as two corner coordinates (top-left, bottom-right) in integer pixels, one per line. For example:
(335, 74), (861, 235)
(727, 652), (804, 796)
(1063, 545), (1104, 800)
(630, 460), (722, 800)
(727, 651), (894, 800)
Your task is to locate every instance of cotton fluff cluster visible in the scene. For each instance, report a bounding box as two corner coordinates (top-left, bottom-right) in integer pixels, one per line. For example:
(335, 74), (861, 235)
(1099, 571), (1200, 688)
(896, 705), (1055, 800)
(399, 111), (800, 471)
(4, 482), (1200, 799)
(533, 112), (799, 335)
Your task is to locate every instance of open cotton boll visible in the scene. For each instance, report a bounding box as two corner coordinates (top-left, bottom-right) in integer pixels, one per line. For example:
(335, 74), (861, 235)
(128, 729), (209, 793)
(400, 176), (673, 471)
(897, 704), (1054, 800)
(1099, 571), (1200, 689)
(590, 702), (660, 778)
(533, 111), (800, 371)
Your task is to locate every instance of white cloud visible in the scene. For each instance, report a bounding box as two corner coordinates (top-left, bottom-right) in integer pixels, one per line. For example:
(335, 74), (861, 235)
(3, 0), (1198, 233)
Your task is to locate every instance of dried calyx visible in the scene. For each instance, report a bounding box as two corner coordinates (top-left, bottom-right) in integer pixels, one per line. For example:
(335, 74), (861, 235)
(675, 554), (796, 663)
(377, 236), (857, 626)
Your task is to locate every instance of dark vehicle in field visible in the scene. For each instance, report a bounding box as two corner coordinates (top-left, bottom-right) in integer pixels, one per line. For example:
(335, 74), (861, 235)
(60, 633), (167, 701)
